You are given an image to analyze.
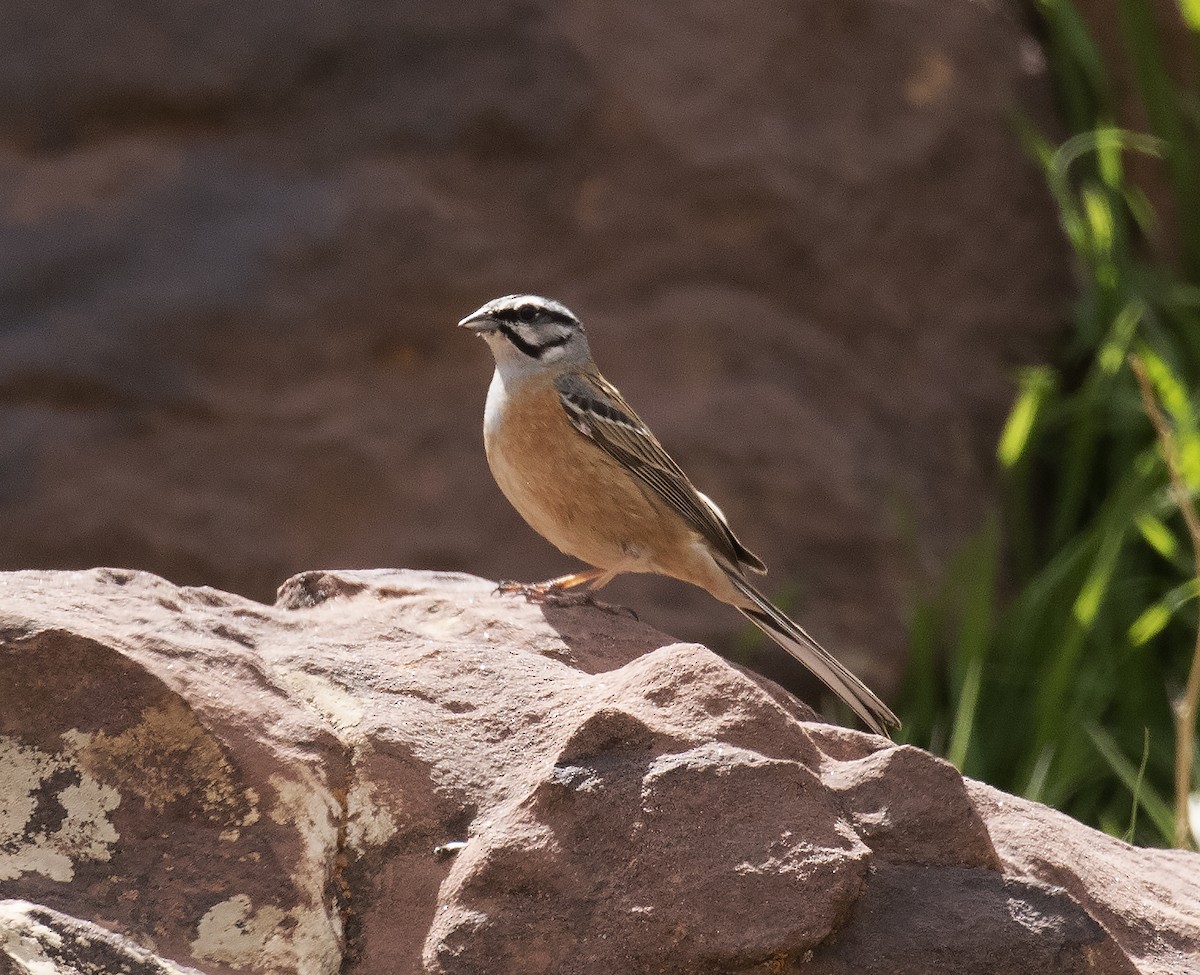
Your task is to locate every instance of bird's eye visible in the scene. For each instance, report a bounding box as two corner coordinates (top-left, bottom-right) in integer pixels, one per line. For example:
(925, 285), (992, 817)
(517, 304), (537, 323)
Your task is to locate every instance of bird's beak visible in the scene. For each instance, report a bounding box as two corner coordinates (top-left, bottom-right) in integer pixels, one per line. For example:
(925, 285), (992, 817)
(458, 308), (498, 333)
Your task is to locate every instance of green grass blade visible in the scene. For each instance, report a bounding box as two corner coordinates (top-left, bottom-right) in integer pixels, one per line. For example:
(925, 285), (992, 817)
(947, 656), (983, 771)
(1180, 0), (1200, 31)
(1086, 724), (1175, 842)
(1124, 727), (1152, 842)
(1136, 512), (1180, 561)
(1116, 0), (1200, 278)
(1129, 577), (1200, 644)
(1036, 0), (1114, 130)
(999, 367), (1056, 467)
(1024, 744), (1057, 804)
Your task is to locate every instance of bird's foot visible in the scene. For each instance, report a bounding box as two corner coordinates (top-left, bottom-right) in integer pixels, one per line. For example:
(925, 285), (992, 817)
(494, 579), (593, 606)
(541, 589), (602, 609)
(493, 577), (637, 618)
(494, 568), (603, 603)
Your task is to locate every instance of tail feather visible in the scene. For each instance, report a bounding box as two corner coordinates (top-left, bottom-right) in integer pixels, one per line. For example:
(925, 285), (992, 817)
(724, 569), (899, 737)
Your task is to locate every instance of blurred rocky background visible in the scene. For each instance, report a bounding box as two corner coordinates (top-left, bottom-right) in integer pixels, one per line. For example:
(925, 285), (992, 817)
(0, 0), (1070, 697)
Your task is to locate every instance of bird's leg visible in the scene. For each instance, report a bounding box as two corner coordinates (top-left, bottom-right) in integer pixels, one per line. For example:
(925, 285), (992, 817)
(495, 568), (606, 602)
(495, 562), (640, 616)
(587, 565), (624, 590)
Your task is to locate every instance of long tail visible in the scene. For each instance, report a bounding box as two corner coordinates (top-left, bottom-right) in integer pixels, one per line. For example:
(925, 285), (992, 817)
(723, 568), (899, 737)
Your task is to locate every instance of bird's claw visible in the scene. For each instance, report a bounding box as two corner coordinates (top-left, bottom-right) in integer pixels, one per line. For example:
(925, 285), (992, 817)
(494, 580), (592, 606)
(492, 581), (639, 620)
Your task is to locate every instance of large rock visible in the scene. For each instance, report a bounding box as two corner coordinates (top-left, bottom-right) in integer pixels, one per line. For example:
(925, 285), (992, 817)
(1, 568), (1195, 974)
(0, 900), (205, 975)
(0, 0), (1070, 692)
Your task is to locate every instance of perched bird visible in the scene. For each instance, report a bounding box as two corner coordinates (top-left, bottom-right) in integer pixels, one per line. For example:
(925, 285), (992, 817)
(459, 294), (899, 736)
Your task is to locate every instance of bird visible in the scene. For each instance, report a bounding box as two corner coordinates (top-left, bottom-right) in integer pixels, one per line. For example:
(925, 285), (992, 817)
(459, 293), (899, 736)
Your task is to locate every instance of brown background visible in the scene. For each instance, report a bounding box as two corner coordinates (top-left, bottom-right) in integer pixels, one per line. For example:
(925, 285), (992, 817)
(0, 0), (1069, 695)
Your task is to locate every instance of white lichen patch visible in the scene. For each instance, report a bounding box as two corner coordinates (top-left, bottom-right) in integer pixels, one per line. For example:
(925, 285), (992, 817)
(345, 748), (398, 850)
(189, 874), (343, 975)
(0, 736), (120, 883)
(268, 770), (339, 887)
(273, 668), (365, 731)
(191, 889), (344, 975)
(191, 894), (286, 968)
(79, 699), (259, 828)
(192, 771), (344, 973)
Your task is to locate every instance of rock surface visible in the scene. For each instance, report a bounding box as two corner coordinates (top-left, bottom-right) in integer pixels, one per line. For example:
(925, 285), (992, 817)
(0, 900), (204, 975)
(0, 0), (1070, 692)
(1, 568), (1197, 975)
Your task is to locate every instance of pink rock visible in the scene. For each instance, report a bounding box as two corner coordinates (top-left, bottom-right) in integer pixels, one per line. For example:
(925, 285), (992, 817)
(1, 568), (1194, 974)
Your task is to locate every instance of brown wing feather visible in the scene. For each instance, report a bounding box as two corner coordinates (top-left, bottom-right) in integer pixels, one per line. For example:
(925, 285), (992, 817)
(554, 370), (765, 573)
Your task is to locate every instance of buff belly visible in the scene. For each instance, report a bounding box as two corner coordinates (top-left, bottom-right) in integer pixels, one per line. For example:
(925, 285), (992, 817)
(483, 372), (698, 578)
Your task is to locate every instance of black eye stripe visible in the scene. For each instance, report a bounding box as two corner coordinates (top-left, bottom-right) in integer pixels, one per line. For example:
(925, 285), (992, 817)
(496, 323), (571, 358)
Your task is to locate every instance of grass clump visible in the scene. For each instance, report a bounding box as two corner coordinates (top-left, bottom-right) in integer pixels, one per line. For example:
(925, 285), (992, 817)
(899, 0), (1200, 847)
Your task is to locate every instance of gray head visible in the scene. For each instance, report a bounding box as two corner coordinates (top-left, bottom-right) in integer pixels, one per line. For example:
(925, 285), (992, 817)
(458, 294), (590, 373)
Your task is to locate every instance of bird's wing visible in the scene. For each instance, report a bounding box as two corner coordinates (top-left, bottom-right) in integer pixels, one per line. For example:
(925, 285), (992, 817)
(554, 369), (765, 572)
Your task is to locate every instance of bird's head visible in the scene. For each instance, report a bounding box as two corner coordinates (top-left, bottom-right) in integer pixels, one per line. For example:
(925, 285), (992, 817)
(458, 294), (590, 372)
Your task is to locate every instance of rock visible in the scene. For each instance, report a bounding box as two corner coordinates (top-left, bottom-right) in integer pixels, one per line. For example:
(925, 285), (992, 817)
(0, 900), (205, 975)
(1, 568), (1196, 974)
(970, 783), (1200, 975)
(0, 0), (1070, 693)
(812, 865), (1135, 975)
